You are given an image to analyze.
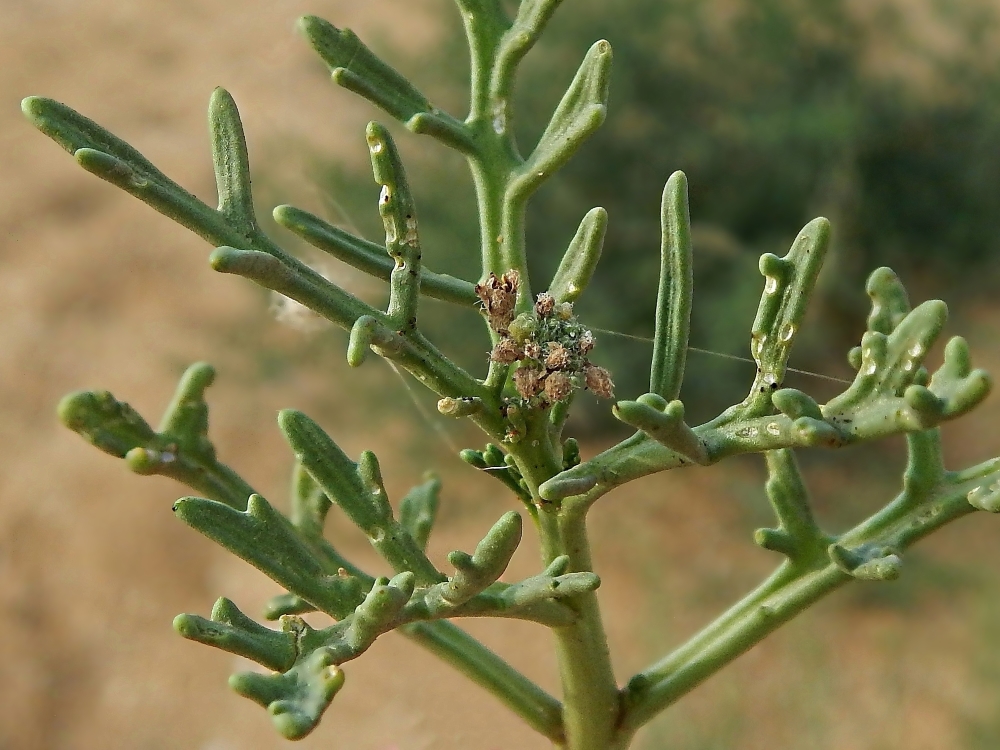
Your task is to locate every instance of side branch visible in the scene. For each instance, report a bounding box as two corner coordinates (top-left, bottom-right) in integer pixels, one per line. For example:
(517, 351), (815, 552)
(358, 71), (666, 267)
(615, 440), (998, 740)
(617, 563), (848, 738)
(273, 204), (479, 307)
(402, 620), (565, 742)
(173, 495), (597, 736)
(58, 363), (254, 510)
(490, 0), (565, 102)
(300, 16), (476, 153)
(23, 94), (385, 329)
(541, 260), (991, 506)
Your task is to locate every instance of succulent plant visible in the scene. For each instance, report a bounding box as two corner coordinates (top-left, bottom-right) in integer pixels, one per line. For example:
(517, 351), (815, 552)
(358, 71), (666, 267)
(24, 1), (998, 747)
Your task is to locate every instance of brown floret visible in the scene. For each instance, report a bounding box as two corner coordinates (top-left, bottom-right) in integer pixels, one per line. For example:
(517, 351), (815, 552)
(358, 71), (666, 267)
(534, 292), (555, 318)
(543, 371), (574, 402)
(584, 365), (615, 399)
(476, 270), (520, 332)
(578, 329), (596, 355)
(490, 338), (523, 365)
(523, 340), (542, 360)
(545, 342), (572, 370)
(513, 366), (544, 399)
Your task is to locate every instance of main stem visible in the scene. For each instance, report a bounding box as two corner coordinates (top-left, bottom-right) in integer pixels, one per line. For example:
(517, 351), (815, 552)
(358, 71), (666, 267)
(538, 502), (621, 749)
(474, 158), (620, 745)
(512, 414), (620, 750)
(462, 14), (620, 743)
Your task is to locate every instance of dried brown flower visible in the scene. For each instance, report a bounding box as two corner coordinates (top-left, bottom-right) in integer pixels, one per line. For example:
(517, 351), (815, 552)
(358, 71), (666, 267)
(534, 292), (555, 318)
(476, 270), (520, 332)
(545, 342), (572, 370)
(513, 366), (544, 399)
(523, 340), (542, 360)
(490, 338), (523, 365)
(579, 329), (595, 355)
(584, 365), (615, 399)
(543, 371), (574, 402)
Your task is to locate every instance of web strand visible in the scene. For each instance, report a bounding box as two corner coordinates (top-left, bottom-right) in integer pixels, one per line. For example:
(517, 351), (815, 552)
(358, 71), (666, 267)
(386, 361), (462, 455)
(387, 325), (853, 456)
(589, 327), (853, 385)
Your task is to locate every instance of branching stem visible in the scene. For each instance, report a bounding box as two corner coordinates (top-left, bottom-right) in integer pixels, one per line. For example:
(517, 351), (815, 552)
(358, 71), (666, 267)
(403, 620), (565, 742)
(614, 446), (980, 741)
(538, 505), (620, 750)
(33, 0), (1000, 747)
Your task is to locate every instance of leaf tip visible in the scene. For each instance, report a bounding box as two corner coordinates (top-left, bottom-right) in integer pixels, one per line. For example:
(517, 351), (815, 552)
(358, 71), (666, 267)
(172, 613), (200, 639)
(21, 95), (47, 122)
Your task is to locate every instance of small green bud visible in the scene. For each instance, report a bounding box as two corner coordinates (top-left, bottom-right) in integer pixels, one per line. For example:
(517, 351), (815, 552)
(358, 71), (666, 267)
(508, 312), (537, 343)
(483, 443), (506, 466)
(459, 449), (487, 469)
(562, 438), (581, 469)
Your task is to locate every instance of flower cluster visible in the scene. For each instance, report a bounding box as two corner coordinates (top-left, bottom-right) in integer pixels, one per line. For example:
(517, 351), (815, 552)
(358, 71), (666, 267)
(476, 272), (614, 406)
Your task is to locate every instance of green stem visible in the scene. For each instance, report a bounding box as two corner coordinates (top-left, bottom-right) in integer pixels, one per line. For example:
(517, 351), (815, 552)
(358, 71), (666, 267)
(616, 474), (981, 741)
(501, 193), (530, 298)
(457, 1), (509, 123)
(469, 147), (527, 277)
(538, 504), (620, 750)
(455, 6), (621, 748)
(469, 140), (529, 388)
(615, 563), (847, 741)
(511, 411), (564, 495)
(402, 620), (565, 743)
(166, 453), (256, 510)
(470, 158), (508, 279)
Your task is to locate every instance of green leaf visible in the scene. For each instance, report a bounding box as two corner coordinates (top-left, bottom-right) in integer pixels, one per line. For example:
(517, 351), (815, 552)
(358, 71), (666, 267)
(367, 122), (422, 330)
(613, 395), (706, 466)
(745, 217), (830, 412)
(209, 88), (256, 227)
(513, 39), (613, 198)
(58, 390), (156, 458)
(173, 494), (366, 618)
(279, 410), (444, 584)
(650, 172), (694, 401)
(500, 555), (601, 607)
(548, 207), (607, 304)
(230, 647), (346, 741)
(399, 475), (441, 551)
(347, 315), (405, 368)
(58, 365), (255, 509)
(492, 0), (565, 96)
(273, 204), (479, 307)
(173, 597), (296, 672)
(300, 16), (430, 122)
(23, 97), (237, 248)
(437, 512), (523, 606)
(301, 14), (474, 154)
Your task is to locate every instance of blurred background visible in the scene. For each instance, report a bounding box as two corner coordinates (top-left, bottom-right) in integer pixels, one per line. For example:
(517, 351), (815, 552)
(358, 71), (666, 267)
(3, 0), (1000, 747)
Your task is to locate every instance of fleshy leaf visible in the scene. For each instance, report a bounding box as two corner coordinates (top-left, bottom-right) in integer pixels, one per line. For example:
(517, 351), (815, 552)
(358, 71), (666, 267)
(231, 647), (346, 741)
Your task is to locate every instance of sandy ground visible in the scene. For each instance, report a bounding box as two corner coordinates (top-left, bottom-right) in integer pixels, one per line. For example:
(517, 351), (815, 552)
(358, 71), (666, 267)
(3, 1), (1000, 749)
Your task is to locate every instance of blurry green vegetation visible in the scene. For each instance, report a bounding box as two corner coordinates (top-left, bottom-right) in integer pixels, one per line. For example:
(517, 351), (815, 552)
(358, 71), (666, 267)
(311, 0), (1000, 429)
